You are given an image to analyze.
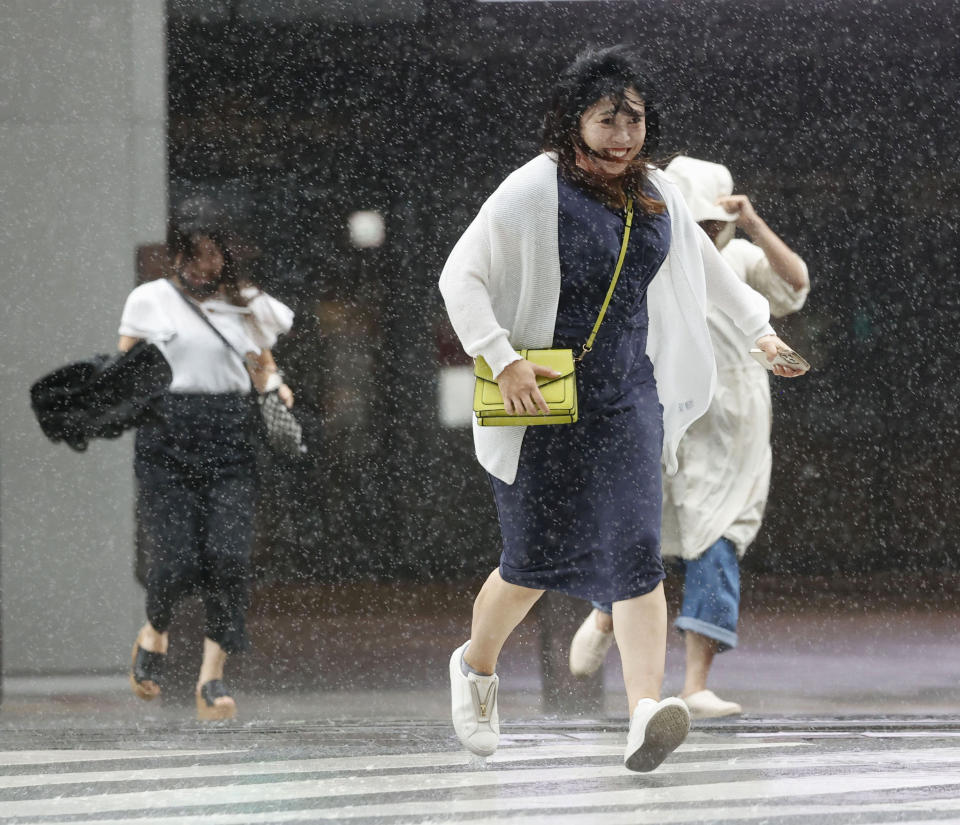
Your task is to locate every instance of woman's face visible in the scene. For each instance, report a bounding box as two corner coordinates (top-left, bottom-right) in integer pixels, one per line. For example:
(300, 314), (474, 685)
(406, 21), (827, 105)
(577, 88), (647, 178)
(179, 235), (224, 293)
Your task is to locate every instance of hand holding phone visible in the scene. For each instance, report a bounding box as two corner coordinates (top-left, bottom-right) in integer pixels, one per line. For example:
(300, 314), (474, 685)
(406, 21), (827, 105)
(749, 347), (810, 373)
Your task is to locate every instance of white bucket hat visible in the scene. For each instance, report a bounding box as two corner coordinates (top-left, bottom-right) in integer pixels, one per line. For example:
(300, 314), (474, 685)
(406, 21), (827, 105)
(663, 156), (737, 223)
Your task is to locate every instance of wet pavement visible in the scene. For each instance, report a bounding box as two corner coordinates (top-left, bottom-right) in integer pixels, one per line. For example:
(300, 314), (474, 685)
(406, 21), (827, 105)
(1, 580), (959, 823)
(1, 711), (960, 824)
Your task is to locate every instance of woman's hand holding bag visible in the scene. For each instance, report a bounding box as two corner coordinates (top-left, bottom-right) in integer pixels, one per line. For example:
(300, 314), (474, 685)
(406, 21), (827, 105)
(471, 198), (634, 429)
(252, 367), (305, 459)
(496, 359), (562, 416)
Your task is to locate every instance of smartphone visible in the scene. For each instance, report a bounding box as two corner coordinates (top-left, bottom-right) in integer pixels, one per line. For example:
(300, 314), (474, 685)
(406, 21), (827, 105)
(749, 347), (810, 372)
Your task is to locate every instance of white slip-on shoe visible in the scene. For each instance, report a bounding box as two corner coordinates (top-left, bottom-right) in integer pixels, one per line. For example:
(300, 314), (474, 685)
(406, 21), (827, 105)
(449, 641), (500, 757)
(569, 609), (616, 676)
(624, 696), (691, 772)
(682, 689), (742, 719)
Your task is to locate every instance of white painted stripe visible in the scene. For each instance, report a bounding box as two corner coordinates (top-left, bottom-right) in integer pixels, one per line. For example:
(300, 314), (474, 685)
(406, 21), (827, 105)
(8, 772), (960, 825)
(1, 753), (959, 819)
(734, 731), (858, 738)
(203, 772), (960, 822)
(0, 742), (948, 793)
(443, 810), (960, 825)
(462, 814), (960, 825)
(0, 739), (809, 790)
(16, 809), (960, 825)
(16, 806), (960, 825)
(335, 772), (960, 822)
(676, 741), (810, 752)
(0, 744), (619, 789)
(0, 750), (242, 767)
(637, 798), (960, 825)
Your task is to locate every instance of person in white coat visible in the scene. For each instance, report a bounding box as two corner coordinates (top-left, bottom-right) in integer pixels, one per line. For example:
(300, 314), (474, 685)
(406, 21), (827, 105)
(568, 155), (810, 719)
(440, 47), (806, 771)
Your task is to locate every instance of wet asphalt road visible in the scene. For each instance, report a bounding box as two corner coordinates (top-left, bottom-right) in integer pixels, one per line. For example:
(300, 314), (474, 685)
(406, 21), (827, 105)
(2, 684), (960, 824)
(1, 583), (958, 823)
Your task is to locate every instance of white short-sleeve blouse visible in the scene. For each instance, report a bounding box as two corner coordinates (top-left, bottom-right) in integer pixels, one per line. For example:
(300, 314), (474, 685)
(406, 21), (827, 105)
(118, 279), (294, 394)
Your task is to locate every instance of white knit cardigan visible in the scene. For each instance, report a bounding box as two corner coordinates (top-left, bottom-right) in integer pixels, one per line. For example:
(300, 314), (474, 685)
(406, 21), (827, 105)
(439, 153), (774, 484)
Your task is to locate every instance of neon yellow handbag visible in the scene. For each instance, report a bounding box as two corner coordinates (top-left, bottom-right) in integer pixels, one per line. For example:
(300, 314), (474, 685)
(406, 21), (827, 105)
(473, 198), (634, 427)
(474, 348), (578, 426)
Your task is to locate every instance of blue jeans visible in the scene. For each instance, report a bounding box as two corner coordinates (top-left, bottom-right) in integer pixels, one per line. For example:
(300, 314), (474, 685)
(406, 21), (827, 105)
(592, 536), (740, 652)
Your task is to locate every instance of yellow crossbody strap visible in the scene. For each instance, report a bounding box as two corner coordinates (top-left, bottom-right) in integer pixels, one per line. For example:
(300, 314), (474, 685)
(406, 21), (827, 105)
(576, 197), (634, 362)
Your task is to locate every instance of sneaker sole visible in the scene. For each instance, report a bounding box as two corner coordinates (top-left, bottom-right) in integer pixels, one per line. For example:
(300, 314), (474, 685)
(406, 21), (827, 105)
(625, 704), (690, 772)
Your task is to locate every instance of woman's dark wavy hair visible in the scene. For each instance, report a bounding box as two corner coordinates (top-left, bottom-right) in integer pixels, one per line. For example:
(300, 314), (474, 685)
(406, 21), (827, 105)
(542, 45), (664, 213)
(167, 220), (249, 305)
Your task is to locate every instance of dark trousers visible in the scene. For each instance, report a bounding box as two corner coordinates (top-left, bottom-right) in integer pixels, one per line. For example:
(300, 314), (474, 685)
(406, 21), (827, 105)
(135, 393), (258, 655)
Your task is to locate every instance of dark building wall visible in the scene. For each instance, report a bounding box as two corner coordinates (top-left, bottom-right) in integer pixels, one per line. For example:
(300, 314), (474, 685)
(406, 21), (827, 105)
(167, 0), (960, 583)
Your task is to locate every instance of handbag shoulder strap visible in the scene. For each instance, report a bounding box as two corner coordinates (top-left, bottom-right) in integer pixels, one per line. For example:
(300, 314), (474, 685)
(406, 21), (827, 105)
(168, 279), (249, 364)
(576, 197), (634, 362)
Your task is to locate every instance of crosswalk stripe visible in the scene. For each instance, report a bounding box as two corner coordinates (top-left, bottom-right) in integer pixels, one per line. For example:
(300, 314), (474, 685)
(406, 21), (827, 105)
(329, 771), (960, 821)
(20, 803), (960, 825)
(433, 810), (960, 825)
(19, 802), (960, 825)
(1, 753), (959, 819)
(0, 750), (239, 767)
(9, 769), (960, 825)
(0, 739), (813, 790)
(0, 742), (955, 794)
(2, 729), (956, 824)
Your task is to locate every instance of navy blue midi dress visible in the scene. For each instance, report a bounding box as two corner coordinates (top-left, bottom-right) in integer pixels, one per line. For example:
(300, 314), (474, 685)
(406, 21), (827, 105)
(490, 172), (672, 604)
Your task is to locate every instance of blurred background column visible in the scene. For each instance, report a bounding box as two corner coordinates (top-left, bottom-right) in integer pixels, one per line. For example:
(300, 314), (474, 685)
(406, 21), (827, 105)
(0, 0), (166, 679)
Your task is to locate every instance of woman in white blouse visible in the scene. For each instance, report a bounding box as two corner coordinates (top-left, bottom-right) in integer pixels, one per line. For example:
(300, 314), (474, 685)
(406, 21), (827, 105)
(119, 222), (294, 721)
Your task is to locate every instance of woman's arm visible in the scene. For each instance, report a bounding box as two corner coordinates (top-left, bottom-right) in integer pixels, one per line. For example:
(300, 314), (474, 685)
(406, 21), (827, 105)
(118, 335), (140, 352)
(717, 195), (809, 293)
(439, 207), (520, 379)
(698, 227), (772, 340)
(697, 229), (805, 377)
(247, 348), (294, 407)
(439, 205), (561, 415)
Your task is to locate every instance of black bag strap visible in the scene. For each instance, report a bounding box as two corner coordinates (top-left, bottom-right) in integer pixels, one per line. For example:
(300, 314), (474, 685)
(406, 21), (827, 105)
(167, 279), (249, 365)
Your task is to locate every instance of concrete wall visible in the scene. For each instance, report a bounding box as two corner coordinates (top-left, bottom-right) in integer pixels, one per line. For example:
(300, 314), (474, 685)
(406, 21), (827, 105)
(0, 0), (166, 674)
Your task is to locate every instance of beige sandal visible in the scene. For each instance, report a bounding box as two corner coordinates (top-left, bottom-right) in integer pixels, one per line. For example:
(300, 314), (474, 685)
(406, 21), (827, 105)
(196, 679), (236, 721)
(129, 633), (164, 701)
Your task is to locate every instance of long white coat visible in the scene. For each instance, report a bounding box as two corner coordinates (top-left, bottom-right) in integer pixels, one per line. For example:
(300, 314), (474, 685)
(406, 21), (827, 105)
(439, 153), (774, 485)
(661, 239), (809, 559)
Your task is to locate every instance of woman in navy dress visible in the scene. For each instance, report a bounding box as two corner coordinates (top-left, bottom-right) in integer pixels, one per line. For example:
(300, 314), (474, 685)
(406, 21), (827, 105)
(492, 176), (670, 605)
(440, 46), (805, 772)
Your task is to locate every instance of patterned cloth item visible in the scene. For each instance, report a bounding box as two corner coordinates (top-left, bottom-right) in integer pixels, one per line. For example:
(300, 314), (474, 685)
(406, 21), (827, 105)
(258, 389), (305, 458)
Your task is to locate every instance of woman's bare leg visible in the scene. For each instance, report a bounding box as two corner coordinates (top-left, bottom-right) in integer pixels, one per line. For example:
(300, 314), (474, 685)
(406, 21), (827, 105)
(681, 630), (717, 697)
(611, 582), (668, 713)
(463, 569), (544, 675)
(138, 622), (168, 654)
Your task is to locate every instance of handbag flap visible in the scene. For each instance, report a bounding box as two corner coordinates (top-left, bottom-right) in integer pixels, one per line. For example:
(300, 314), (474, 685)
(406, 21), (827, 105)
(474, 349), (576, 409)
(474, 349), (575, 385)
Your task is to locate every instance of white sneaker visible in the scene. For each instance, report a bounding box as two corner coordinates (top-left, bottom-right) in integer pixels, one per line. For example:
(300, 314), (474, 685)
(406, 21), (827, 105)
(624, 697), (690, 772)
(449, 641), (500, 757)
(569, 609), (615, 676)
(682, 689), (742, 719)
